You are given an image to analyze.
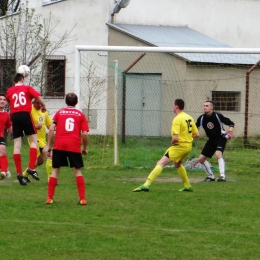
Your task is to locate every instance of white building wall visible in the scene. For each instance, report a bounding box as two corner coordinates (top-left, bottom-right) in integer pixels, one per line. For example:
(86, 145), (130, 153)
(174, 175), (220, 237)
(115, 0), (260, 48)
(26, 0), (260, 71)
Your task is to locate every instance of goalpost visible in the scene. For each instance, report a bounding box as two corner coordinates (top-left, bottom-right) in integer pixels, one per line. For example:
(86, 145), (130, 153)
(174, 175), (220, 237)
(75, 46), (260, 169)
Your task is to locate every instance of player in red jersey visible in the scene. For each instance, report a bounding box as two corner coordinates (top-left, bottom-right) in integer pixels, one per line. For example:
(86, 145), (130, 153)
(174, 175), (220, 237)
(6, 73), (46, 185)
(45, 93), (89, 205)
(0, 94), (12, 180)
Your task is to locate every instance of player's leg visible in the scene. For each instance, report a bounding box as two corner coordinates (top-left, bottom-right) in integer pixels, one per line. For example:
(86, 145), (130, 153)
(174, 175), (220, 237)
(0, 138), (9, 179)
(173, 145), (193, 191)
(199, 141), (216, 181)
(42, 145), (53, 182)
(27, 133), (40, 180)
(13, 137), (27, 185)
(133, 150), (171, 192)
(68, 152), (87, 205)
(215, 138), (227, 182)
(11, 113), (27, 185)
(46, 168), (60, 204)
(46, 149), (66, 204)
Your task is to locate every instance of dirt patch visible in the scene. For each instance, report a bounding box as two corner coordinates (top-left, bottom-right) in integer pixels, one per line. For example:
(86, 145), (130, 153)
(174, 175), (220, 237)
(120, 177), (204, 183)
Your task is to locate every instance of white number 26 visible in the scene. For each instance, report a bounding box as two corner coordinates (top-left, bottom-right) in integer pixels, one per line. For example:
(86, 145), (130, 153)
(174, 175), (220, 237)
(13, 92), (26, 107)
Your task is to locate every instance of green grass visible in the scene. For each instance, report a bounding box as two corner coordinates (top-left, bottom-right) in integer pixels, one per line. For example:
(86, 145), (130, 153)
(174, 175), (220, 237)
(0, 140), (260, 259)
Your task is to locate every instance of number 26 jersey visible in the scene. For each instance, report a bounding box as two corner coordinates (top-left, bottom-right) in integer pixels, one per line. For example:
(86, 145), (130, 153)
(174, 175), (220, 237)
(6, 85), (40, 114)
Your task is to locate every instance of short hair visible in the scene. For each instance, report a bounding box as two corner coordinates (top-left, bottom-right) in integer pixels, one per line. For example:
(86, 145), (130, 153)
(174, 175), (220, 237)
(0, 93), (6, 98)
(13, 73), (24, 83)
(174, 99), (185, 110)
(65, 93), (78, 106)
(205, 100), (214, 107)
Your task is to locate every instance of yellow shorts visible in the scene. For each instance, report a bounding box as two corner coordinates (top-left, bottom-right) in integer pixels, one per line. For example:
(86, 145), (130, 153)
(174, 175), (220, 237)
(164, 143), (192, 163)
(28, 138), (47, 157)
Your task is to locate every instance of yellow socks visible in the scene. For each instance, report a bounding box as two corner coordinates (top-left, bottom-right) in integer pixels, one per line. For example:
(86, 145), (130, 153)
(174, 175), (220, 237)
(46, 158), (52, 182)
(22, 167), (29, 177)
(144, 165), (163, 186)
(177, 165), (191, 189)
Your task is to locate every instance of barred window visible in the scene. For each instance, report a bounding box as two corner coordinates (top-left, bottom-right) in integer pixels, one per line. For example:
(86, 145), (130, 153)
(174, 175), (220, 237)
(212, 91), (240, 112)
(0, 0), (20, 17)
(0, 58), (15, 92)
(45, 55), (66, 97)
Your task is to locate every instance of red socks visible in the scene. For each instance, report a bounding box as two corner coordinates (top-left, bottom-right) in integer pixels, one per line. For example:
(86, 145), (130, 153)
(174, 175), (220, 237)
(28, 148), (37, 169)
(0, 155), (8, 172)
(13, 154), (22, 174)
(76, 175), (86, 200)
(47, 177), (58, 200)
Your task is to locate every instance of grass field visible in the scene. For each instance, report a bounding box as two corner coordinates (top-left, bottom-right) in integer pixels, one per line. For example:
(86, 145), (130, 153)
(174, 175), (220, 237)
(0, 141), (260, 260)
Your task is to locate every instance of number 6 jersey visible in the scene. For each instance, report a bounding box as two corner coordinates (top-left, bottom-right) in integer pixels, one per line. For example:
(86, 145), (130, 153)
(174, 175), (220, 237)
(52, 107), (89, 153)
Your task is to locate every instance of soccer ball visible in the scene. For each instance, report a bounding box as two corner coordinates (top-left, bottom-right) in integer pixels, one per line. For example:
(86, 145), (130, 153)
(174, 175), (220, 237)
(17, 65), (30, 78)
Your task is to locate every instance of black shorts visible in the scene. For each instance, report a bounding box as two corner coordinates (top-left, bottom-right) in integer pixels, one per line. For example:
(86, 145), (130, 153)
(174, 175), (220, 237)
(11, 112), (36, 139)
(201, 137), (227, 158)
(0, 137), (6, 146)
(52, 149), (84, 169)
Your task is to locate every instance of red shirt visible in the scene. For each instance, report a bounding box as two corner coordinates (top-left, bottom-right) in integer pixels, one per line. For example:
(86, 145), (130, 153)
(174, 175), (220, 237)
(6, 85), (40, 114)
(0, 111), (12, 138)
(53, 107), (89, 153)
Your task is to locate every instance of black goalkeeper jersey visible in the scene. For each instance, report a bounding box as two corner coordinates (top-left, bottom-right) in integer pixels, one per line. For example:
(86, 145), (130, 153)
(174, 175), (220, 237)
(196, 112), (235, 139)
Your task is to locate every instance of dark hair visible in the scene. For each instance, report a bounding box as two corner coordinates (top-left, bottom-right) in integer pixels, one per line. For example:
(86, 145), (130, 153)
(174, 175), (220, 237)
(65, 93), (78, 106)
(13, 73), (24, 83)
(205, 100), (214, 107)
(0, 93), (6, 98)
(174, 99), (185, 110)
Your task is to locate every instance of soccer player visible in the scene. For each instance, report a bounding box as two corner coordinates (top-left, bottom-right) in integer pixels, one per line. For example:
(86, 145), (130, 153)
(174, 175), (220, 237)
(196, 101), (234, 182)
(0, 93), (12, 180)
(133, 99), (199, 192)
(22, 99), (53, 183)
(45, 93), (89, 205)
(6, 73), (46, 185)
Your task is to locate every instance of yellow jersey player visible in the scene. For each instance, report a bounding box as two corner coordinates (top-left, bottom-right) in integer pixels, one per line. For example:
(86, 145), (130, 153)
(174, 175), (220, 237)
(133, 99), (199, 192)
(22, 99), (53, 183)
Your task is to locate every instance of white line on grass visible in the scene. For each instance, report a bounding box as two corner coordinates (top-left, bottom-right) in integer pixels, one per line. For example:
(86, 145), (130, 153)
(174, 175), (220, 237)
(0, 219), (259, 236)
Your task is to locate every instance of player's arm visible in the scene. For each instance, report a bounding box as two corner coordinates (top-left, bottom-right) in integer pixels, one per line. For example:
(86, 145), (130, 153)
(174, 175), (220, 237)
(35, 96), (47, 112)
(81, 131), (88, 155)
(7, 126), (12, 135)
(47, 123), (56, 149)
(192, 119), (199, 138)
(195, 115), (202, 129)
(171, 134), (178, 145)
(218, 113), (234, 138)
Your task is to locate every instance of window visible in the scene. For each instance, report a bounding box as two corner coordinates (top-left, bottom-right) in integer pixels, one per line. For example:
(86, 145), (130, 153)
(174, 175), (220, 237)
(42, 0), (65, 6)
(0, 0), (21, 17)
(45, 55), (66, 97)
(212, 91), (240, 112)
(0, 58), (15, 92)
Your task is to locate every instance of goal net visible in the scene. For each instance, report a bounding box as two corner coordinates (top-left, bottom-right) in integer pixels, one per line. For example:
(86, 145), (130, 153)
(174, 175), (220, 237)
(75, 46), (260, 170)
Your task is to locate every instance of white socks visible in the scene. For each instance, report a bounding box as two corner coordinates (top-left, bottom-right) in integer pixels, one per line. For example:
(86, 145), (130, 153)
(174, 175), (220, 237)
(202, 161), (215, 179)
(218, 158), (225, 178)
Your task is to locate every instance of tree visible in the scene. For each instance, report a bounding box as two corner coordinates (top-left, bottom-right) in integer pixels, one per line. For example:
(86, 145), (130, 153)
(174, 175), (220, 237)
(0, 0), (76, 94)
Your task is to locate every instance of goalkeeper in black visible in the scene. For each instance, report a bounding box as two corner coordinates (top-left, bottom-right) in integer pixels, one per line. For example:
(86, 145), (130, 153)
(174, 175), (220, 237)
(196, 101), (234, 182)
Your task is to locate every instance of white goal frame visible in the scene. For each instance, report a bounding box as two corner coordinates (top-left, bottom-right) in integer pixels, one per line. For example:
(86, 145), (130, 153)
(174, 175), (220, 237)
(74, 46), (260, 165)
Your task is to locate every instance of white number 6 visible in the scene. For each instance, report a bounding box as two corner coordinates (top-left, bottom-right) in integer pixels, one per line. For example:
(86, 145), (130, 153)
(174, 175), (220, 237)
(65, 118), (75, 131)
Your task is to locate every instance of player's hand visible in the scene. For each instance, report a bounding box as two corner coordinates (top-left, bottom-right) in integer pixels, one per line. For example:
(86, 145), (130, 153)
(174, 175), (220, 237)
(46, 146), (52, 157)
(226, 131), (233, 139)
(36, 123), (42, 129)
(82, 149), (88, 155)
